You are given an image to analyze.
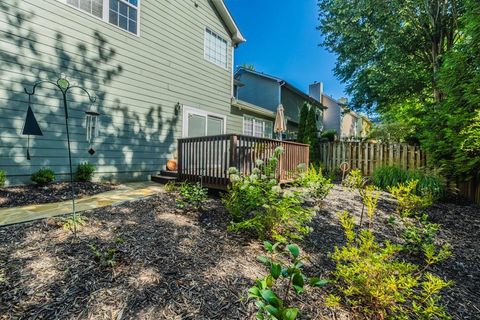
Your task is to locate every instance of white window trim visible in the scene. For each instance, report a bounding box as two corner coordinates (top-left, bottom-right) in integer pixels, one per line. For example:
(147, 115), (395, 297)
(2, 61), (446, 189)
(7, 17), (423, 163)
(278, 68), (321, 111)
(182, 105), (227, 138)
(243, 115), (273, 138)
(57, 0), (141, 37)
(204, 26), (230, 70)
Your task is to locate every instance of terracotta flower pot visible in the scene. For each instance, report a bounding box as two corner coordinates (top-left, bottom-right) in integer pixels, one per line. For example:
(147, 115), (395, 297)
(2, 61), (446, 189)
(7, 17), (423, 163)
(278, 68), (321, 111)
(166, 159), (177, 171)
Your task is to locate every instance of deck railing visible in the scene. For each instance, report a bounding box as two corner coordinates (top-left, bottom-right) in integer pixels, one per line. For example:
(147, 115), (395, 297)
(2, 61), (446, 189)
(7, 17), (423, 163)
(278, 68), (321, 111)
(177, 134), (309, 189)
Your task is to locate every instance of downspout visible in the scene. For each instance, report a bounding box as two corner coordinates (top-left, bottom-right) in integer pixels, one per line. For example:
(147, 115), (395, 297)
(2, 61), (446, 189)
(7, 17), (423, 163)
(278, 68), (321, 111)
(278, 81), (286, 140)
(231, 43), (235, 98)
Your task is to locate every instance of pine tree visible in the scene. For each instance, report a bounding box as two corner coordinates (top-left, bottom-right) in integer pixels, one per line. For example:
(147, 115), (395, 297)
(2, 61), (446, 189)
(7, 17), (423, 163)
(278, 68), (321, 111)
(297, 102), (309, 143)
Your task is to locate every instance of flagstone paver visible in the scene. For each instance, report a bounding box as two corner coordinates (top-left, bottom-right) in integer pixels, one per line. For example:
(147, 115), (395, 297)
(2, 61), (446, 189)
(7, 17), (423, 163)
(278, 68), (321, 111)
(0, 182), (164, 226)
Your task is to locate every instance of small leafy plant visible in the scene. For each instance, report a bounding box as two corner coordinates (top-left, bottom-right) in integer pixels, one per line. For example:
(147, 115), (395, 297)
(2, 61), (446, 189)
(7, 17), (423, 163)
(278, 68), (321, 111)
(248, 241), (328, 320)
(164, 181), (177, 192)
(31, 168), (55, 185)
(0, 170), (6, 187)
(89, 244), (118, 268)
(329, 212), (452, 319)
(75, 162), (96, 182)
(176, 182), (208, 211)
(388, 180), (433, 217)
(62, 214), (87, 232)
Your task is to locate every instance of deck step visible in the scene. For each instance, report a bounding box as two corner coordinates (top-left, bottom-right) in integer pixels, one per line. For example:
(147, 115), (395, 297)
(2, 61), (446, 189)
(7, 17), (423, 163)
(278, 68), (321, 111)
(151, 175), (177, 184)
(159, 170), (178, 178)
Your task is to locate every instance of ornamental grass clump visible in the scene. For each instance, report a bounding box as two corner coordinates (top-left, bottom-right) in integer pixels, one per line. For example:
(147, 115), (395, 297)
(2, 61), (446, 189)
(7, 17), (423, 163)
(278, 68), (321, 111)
(328, 212), (452, 320)
(372, 165), (445, 200)
(224, 147), (314, 243)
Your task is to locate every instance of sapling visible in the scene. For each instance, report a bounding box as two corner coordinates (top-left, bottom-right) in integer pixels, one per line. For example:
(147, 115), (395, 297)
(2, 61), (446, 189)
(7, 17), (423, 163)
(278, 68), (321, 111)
(248, 241), (328, 320)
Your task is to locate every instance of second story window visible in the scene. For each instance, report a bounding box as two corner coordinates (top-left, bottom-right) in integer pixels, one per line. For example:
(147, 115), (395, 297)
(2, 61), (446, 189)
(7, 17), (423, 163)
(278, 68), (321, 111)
(204, 28), (228, 69)
(60, 0), (140, 35)
(67, 0), (103, 18)
(109, 0), (138, 34)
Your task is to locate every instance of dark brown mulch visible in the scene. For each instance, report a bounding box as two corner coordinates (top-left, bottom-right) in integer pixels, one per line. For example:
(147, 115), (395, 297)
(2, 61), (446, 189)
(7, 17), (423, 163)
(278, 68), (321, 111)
(0, 182), (117, 208)
(0, 185), (479, 319)
(305, 185), (480, 320)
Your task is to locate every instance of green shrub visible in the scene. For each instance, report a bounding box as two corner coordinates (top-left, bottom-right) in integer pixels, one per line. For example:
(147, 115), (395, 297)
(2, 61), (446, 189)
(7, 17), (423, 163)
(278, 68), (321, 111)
(176, 182), (208, 211)
(225, 147), (314, 243)
(75, 162), (96, 182)
(388, 180), (433, 217)
(293, 164), (333, 202)
(320, 129), (336, 142)
(402, 214), (452, 263)
(31, 168), (55, 185)
(249, 241), (328, 320)
(361, 185), (380, 228)
(229, 190), (314, 243)
(342, 169), (363, 191)
(372, 165), (445, 199)
(0, 170), (6, 187)
(329, 212), (452, 319)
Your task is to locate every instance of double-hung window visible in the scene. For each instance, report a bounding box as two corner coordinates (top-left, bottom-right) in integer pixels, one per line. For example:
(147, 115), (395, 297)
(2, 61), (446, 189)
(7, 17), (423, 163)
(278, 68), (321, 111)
(61, 0), (140, 35)
(204, 28), (228, 69)
(243, 115), (273, 138)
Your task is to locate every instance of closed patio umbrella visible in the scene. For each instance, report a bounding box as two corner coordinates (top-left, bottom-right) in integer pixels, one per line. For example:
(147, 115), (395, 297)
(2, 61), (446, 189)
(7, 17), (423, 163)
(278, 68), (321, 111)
(274, 104), (287, 140)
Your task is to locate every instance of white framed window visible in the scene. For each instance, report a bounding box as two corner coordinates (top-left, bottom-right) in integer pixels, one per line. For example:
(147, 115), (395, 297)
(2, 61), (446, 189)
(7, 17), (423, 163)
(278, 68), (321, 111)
(59, 0), (140, 35)
(182, 106), (227, 138)
(243, 115), (273, 138)
(204, 28), (228, 69)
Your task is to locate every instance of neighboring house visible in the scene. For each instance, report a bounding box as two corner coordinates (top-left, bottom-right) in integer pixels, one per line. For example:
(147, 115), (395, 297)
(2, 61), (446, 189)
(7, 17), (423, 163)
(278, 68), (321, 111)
(234, 68), (325, 139)
(309, 82), (372, 140)
(0, 0), (245, 184)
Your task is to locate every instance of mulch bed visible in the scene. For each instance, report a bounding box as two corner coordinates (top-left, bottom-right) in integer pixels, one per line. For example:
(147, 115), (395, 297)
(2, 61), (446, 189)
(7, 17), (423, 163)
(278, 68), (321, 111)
(0, 182), (117, 208)
(0, 185), (479, 319)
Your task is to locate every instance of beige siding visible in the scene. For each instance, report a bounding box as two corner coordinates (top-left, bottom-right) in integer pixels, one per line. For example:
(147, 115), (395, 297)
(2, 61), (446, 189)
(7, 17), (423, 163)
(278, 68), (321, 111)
(0, 0), (236, 184)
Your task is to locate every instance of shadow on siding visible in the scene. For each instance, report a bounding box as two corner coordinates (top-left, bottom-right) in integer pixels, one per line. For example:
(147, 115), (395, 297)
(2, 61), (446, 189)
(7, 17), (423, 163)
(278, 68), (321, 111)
(0, 1), (179, 185)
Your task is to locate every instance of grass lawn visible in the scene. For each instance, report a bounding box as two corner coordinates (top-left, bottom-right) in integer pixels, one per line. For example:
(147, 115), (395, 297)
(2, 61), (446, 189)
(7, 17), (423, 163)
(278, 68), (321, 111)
(0, 185), (479, 319)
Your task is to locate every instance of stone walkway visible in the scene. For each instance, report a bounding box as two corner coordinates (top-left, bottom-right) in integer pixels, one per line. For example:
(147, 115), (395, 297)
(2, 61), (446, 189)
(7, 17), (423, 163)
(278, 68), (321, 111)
(0, 182), (164, 226)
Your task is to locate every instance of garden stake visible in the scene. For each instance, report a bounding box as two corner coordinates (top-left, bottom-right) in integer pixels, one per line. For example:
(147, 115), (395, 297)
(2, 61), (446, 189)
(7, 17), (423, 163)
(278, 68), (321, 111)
(23, 77), (97, 238)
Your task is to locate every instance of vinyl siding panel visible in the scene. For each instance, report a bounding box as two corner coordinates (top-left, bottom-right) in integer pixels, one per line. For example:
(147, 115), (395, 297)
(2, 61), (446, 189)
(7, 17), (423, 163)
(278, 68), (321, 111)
(280, 87), (305, 124)
(236, 73), (280, 111)
(0, 0), (235, 184)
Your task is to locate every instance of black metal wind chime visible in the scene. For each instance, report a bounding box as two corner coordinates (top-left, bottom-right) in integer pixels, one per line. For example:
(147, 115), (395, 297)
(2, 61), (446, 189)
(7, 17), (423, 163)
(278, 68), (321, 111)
(22, 77), (99, 236)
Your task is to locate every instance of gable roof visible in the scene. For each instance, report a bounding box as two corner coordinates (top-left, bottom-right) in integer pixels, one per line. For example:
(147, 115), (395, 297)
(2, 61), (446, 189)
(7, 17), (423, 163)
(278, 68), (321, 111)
(235, 68), (326, 109)
(211, 0), (245, 45)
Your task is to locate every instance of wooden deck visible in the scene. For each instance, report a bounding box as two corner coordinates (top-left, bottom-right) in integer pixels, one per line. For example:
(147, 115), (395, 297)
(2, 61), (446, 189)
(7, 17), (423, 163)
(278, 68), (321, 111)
(177, 134), (309, 190)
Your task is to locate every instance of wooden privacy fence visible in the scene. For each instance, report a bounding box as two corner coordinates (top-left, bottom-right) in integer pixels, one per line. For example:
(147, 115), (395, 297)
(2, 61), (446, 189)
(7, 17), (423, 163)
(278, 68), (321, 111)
(455, 172), (480, 205)
(319, 142), (427, 176)
(178, 134), (309, 189)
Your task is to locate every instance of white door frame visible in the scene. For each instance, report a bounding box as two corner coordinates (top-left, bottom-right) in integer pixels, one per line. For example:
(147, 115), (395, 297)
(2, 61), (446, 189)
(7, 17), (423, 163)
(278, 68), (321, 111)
(182, 105), (227, 137)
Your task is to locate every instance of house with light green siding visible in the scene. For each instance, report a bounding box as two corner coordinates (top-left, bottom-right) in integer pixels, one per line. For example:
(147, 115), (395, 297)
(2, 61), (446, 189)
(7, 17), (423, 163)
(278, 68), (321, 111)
(0, 0), (246, 185)
(233, 68), (325, 140)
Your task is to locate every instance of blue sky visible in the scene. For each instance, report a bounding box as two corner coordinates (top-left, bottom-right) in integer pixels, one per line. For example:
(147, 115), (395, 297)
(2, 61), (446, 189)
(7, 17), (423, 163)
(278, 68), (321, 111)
(225, 0), (347, 100)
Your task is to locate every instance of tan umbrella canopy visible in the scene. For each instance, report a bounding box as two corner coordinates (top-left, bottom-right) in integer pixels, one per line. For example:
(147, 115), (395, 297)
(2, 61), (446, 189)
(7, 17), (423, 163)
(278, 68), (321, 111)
(274, 104), (287, 140)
